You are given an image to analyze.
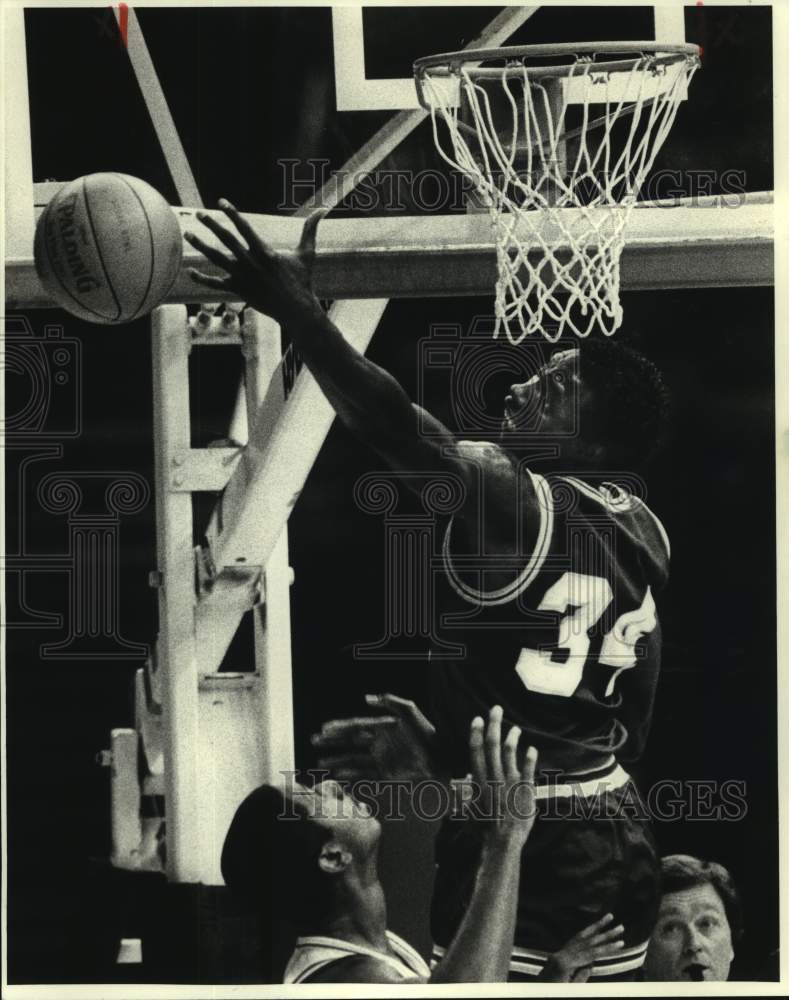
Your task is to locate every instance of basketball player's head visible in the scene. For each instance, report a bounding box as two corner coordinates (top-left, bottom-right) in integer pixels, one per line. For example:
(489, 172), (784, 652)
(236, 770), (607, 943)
(500, 339), (670, 470)
(643, 855), (741, 982)
(221, 781), (381, 932)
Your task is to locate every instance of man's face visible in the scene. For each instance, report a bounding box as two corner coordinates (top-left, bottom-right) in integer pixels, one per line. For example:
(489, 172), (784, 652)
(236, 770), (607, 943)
(644, 883), (735, 982)
(500, 348), (584, 440)
(289, 780), (381, 858)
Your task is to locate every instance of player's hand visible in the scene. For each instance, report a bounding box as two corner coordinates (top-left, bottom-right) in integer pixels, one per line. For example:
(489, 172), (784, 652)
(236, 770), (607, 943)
(538, 913), (626, 982)
(467, 706), (538, 848)
(185, 200), (327, 324)
(312, 694), (441, 783)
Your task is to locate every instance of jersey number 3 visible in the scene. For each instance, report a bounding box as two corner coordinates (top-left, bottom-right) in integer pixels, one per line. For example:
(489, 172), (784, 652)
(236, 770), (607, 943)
(515, 572), (657, 698)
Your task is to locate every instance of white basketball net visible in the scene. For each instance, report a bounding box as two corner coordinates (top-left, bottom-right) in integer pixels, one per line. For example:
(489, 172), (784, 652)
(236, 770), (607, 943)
(419, 51), (699, 343)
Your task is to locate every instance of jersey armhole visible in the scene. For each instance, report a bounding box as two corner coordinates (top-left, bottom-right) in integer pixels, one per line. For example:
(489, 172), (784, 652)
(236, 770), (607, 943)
(442, 468), (553, 606)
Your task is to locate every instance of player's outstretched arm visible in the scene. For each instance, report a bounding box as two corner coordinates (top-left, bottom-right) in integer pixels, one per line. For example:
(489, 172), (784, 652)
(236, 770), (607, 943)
(430, 706), (538, 983)
(185, 204), (467, 482)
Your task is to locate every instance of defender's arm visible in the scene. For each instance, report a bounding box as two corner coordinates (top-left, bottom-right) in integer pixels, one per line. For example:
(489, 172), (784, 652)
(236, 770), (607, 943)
(187, 204), (470, 483)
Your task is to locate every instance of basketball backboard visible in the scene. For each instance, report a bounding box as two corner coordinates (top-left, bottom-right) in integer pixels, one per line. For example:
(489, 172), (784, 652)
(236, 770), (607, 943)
(332, 5), (688, 110)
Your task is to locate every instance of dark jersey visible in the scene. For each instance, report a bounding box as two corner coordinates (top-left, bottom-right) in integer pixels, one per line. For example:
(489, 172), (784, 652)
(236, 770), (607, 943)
(430, 465), (670, 775)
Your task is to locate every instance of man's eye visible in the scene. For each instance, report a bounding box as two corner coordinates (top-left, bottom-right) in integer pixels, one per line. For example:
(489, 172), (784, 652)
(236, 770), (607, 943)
(660, 921), (680, 935)
(698, 917), (719, 932)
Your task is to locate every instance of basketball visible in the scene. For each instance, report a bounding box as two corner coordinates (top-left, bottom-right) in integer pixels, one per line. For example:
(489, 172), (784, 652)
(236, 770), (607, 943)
(33, 173), (183, 324)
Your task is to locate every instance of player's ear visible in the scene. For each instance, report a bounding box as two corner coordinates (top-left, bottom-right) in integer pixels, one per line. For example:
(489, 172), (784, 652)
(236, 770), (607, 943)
(318, 840), (353, 874)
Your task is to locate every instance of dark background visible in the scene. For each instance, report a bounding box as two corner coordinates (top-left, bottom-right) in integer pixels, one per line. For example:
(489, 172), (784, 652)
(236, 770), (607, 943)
(5, 5), (776, 984)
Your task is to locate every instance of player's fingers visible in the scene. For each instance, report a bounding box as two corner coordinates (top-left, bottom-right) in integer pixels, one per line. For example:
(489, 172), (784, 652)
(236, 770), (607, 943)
(298, 205), (330, 262)
(591, 939), (626, 956)
(468, 716), (486, 787)
(367, 693), (414, 712)
(502, 724), (521, 781)
(575, 913), (616, 939)
(320, 716), (398, 736)
(367, 694), (436, 736)
(184, 231), (235, 271)
(589, 924), (625, 947)
(194, 211), (250, 260)
(218, 198), (271, 256)
(311, 730), (376, 751)
(310, 729), (381, 752)
(521, 744), (538, 785)
(187, 268), (232, 291)
(484, 705), (504, 783)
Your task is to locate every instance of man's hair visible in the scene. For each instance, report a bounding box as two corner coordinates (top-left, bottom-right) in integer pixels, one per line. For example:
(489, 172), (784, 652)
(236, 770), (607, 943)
(660, 854), (744, 942)
(576, 338), (671, 469)
(221, 784), (335, 931)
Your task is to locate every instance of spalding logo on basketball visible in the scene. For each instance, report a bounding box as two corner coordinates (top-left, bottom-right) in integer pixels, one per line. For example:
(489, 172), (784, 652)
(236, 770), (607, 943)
(34, 173), (183, 324)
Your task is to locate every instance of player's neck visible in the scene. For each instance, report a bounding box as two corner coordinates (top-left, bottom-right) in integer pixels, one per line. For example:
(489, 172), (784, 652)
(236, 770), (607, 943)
(318, 861), (391, 954)
(497, 437), (604, 472)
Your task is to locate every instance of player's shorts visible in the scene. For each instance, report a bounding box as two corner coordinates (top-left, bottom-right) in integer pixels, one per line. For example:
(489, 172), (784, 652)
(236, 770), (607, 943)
(430, 758), (659, 981)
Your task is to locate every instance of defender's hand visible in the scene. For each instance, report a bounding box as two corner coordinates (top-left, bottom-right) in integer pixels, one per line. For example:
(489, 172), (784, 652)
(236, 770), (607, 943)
(312, 693), (440, 783)
(185, 200), (327, 323)
(468, 706), (538, 847)
(539, 914), (626, 982)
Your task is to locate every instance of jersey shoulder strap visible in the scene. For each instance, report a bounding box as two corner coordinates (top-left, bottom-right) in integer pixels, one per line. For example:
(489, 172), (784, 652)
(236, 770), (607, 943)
(284, 932), (429, 983)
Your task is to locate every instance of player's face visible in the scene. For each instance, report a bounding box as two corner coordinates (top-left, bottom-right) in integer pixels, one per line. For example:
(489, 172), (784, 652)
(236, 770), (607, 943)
(500, 349), (582, 440)
(644, 883), (734, 981)
(290, 780), (381, 857)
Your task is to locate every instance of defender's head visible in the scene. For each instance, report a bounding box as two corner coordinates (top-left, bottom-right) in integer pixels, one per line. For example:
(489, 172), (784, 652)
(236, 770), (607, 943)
(644, 854), (742, 982)
(221, 781), (381, 931)
(500, 340), (670, 470)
